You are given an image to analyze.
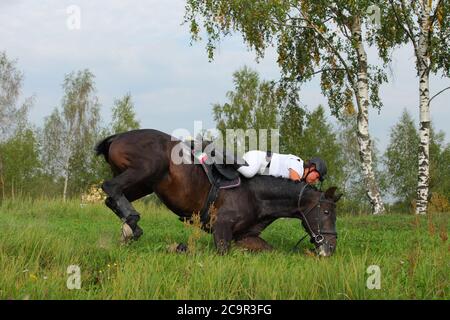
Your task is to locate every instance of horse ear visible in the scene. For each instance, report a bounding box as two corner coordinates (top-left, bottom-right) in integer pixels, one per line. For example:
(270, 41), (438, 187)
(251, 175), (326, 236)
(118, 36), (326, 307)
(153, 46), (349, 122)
(324, 187), (337, 200)
(334, 192), (343, 203)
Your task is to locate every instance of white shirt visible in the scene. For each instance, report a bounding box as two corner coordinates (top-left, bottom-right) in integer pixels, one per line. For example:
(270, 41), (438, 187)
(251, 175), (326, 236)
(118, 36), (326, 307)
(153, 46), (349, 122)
(268, 153), (304, 179)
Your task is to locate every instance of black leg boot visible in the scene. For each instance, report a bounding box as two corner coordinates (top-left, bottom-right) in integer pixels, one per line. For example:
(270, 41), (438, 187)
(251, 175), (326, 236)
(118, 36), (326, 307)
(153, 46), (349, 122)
(125, 214), (143, 240)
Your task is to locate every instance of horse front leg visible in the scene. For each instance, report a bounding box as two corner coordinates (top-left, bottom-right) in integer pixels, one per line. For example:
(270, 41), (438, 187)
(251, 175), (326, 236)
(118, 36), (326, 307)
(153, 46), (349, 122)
(212, 212), (235, 255)
(235, 236), (273, 252)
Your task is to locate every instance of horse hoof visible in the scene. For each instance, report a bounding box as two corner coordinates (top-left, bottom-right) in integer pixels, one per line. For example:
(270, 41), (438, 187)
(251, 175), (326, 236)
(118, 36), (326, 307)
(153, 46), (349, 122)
(121, 223), (134, 243)
(176, 243), (188, 253)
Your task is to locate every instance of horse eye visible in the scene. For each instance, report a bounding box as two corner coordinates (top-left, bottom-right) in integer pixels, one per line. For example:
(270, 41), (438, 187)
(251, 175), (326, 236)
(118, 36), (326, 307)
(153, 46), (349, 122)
(324, 210), (330, 215)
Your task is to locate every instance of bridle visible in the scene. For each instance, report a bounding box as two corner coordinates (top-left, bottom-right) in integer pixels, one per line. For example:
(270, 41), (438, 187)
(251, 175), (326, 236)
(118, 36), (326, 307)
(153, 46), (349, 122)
(293, 183), (338, 249)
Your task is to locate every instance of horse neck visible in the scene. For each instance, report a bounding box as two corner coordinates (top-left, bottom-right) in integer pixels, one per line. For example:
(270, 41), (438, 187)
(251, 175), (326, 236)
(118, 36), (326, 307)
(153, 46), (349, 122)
(251, 178), (313, 218)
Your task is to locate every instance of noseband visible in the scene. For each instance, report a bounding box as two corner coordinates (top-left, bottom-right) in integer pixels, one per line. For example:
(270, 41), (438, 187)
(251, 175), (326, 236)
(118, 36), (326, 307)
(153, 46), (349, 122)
(294, 184), (338, 249)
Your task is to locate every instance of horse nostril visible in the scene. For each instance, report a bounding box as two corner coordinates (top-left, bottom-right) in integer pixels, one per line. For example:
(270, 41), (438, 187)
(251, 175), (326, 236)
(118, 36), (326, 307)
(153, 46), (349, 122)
(316, 242), (336, 257)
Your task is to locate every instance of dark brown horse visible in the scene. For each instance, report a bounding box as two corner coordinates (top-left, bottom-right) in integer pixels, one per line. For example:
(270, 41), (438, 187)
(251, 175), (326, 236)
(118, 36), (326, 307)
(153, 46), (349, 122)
(95, 129), (341, 256)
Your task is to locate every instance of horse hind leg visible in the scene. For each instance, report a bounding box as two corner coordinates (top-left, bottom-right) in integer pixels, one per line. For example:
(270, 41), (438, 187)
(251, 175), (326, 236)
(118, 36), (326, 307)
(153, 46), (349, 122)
(104, 196), (143, 242)
(102, 169), (148, 242)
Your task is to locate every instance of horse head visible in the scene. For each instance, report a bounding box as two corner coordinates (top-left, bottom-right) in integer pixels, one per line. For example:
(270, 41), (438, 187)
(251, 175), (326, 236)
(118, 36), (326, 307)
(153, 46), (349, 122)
(297, 185), (342, 257)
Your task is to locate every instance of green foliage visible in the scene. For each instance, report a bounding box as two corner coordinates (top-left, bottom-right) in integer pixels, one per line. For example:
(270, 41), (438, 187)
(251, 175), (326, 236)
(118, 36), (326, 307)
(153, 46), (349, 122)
(428, 193), (450, 213)
(110, 93), (140, 134)
(429, 128), (450, 202)
(0, 52), (41, 199)
(213, 66), (280, 150)
(0, 128), (41, 198)
(279, 103), (306, 154)
(0, 51), (34, 141)
(384, 110), (420, 204)
(376, 0), (450, 77)
(213, 66), (278, 131)
(185, 0), (390, 116)
(384, 110), (450, 211)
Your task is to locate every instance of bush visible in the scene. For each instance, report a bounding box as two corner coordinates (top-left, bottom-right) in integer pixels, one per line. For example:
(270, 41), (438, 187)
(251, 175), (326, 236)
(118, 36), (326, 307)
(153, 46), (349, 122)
(428, 192), (450, 213)
(81, 184), (106, 204)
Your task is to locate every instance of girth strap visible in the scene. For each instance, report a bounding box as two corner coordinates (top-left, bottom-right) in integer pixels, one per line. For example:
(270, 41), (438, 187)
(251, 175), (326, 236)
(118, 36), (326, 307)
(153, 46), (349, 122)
(200, 179), (220, 226)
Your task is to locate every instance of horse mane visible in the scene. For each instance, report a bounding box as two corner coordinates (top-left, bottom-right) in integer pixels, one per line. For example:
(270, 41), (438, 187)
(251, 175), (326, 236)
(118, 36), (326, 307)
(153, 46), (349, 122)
(245, 175), (318, 199)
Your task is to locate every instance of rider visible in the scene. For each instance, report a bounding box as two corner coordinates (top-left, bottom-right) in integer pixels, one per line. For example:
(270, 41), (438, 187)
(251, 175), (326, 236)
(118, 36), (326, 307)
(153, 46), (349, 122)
(237, 150), (327, 184)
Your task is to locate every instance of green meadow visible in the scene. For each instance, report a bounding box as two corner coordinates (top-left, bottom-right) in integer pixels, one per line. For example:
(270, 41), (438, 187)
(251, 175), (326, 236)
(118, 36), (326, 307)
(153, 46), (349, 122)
(0, 199), (448, 300)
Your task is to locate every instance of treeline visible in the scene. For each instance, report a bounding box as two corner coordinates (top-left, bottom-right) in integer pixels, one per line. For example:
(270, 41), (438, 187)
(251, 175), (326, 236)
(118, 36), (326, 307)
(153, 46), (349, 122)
(212, 67), (450, 214)
(0, 52), (140, 200)
(0, 52), (449, 214)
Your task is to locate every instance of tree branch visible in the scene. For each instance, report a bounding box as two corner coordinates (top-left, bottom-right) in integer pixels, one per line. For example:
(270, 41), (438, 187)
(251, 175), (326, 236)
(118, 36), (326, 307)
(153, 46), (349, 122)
(294, 7), (357, 91)
(428, 86), (450, 105)
(426, 0), (443, 73)
(429, 0), (443, 28)
(399, 0), (422, 63)
(296, 68), (346, 81)
(389, 0), (418, 51)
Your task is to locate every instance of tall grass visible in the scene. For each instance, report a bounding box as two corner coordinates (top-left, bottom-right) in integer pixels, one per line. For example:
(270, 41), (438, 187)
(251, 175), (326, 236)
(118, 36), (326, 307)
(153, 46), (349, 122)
(0, 198), (448, 299)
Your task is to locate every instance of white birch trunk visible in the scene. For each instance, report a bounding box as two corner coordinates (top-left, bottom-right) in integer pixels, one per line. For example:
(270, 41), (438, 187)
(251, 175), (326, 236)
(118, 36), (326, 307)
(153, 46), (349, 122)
(63, 157), (70, 202)
(62, 127), (74, 202)
(352, 17), (385, 215)
(415, 1), (431, 215)
(0, 158), (4, 199)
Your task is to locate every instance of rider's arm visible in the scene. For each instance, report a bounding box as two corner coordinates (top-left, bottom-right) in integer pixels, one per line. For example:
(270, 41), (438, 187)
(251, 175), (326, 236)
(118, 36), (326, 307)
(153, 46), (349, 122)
(288, 169), (301, 181)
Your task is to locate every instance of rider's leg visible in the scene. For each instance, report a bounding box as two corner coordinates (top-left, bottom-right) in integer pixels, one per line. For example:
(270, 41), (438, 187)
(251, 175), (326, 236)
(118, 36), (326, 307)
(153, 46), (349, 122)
(237, 150), (266, 178)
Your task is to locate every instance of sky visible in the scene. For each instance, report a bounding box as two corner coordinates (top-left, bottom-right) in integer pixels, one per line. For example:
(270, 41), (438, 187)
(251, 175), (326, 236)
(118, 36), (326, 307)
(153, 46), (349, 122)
(1, 0), (449, 152)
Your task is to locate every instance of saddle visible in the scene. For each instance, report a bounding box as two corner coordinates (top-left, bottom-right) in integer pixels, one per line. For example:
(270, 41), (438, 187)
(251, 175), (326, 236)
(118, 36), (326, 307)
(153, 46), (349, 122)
(183, 140), (242, 226)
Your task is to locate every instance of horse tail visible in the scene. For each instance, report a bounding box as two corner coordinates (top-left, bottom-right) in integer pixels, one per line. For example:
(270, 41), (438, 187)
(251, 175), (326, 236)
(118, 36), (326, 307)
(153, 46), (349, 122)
(94, 133), (119, 162)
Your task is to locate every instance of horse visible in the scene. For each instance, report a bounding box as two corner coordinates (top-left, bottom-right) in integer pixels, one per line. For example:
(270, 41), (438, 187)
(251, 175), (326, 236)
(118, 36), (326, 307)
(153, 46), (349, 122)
(95, 129), (342, 256)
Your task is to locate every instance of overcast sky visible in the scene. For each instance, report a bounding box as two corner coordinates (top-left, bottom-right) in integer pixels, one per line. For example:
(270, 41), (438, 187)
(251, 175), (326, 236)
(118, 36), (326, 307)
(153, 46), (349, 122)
(1, 0), (449, 152)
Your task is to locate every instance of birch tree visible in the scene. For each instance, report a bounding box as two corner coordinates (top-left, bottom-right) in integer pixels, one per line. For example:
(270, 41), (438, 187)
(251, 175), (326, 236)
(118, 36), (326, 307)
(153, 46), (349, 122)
(185, 0), (387, 213)
(41, 70), (100, 201)
(381, 0), (449, 214)
(0, 52), (35, 198)
(0, 51), (33, 142)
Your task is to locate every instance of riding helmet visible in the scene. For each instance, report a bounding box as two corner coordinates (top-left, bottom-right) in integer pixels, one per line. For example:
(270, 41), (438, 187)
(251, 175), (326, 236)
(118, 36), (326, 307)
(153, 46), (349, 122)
(309, 157), (327, 181)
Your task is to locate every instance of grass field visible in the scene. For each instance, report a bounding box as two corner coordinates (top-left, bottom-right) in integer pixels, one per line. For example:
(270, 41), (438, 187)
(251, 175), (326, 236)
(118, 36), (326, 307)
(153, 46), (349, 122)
(0, 198), (448, 300)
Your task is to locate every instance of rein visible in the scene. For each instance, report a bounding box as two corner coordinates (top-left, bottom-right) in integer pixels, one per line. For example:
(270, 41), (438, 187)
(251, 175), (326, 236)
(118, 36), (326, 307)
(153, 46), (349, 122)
(293, 184), (337, 251)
